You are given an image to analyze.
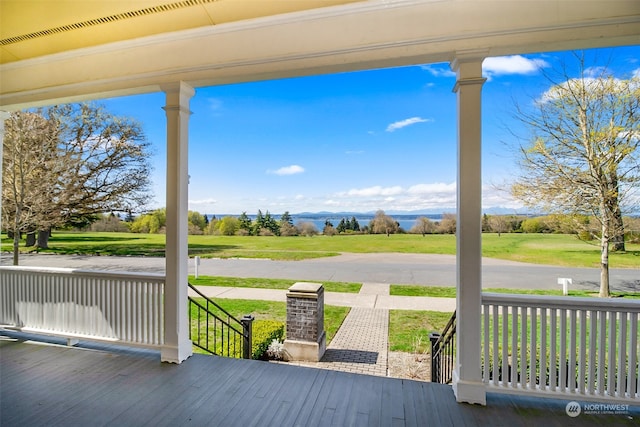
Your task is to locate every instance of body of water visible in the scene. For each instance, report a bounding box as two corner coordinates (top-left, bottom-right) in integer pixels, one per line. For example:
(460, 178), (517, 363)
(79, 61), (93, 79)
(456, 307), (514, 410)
(208, 213), (445, 232)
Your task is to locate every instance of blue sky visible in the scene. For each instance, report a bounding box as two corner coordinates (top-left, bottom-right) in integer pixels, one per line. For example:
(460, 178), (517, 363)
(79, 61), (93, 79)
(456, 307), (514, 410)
(102, 46), (640, 216)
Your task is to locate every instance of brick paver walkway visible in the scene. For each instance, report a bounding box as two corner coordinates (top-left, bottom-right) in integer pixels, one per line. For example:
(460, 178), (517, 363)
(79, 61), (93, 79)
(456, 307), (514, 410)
(287, 283), (390, 377)
(319, 306), (389, 376)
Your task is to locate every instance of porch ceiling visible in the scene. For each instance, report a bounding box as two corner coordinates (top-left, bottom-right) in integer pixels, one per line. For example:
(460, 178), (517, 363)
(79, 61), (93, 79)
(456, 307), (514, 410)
(1, 0), (639, 110)
(0, 0), (362, 64)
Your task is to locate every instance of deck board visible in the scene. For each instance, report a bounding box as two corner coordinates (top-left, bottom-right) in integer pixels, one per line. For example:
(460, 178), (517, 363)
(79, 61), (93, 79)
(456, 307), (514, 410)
(2, 331), (639, 427)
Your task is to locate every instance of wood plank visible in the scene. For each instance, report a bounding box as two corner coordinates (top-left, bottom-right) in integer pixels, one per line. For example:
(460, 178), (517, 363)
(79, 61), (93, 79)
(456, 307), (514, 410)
(3, 331), (640, 427)
(380, 375), (405, 424)
(300, 370), (340, 427)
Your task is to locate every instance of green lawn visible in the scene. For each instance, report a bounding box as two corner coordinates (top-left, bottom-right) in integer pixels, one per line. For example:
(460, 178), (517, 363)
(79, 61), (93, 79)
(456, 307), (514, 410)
(389, 285), (640, 299)
(389, 310), (453, 353)
(189, 275), (361, 293)
(2, 231), (639, 269)
(196, 298), (350, 344)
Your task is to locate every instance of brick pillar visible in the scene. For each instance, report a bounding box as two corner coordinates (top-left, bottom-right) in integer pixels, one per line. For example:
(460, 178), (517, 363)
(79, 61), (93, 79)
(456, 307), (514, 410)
(283, 282), (326, 361)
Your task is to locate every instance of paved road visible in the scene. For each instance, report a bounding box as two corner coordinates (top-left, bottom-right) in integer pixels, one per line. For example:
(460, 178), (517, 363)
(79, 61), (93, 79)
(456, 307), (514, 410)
(2, 252), (638, 292)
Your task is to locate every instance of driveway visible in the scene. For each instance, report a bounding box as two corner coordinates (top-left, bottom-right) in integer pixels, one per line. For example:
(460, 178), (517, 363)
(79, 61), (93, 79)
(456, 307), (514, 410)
(2, 252), (638, 292)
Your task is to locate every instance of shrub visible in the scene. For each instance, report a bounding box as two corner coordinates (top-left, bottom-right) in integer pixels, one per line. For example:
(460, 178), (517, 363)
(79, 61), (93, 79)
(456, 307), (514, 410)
(251, 320), (285, 360)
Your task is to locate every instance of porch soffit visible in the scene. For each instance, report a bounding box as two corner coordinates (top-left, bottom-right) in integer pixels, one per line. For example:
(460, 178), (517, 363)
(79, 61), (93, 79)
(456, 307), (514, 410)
(0, 0), (362, 64)
(1, 0), (639, 110)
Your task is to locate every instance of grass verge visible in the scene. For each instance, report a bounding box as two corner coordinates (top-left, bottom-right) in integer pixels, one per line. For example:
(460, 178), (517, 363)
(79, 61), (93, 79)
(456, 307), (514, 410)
(199, 298), (350, 344)
(389, 310), (453, 353)
(390, 284), (640, 299)
(189, 275), (361, 293)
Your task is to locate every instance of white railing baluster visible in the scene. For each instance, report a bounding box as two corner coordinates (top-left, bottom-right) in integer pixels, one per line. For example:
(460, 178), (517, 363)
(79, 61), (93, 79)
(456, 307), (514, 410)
(540, 308), (547, 393)
(617, 312), (627, 397)
(587, 309), (597, 395)
(502, 305), (508, 387)
(578, 309), (585, 393)
(568, 309), (576, 393)
(0, 266), (164, 349)
(512, 305), (518, 387)
(598, 310), (606, 396)
(483, 304), (489, 384)
(520, 307), (527, 388)
(608, 311), (616, 396)
(481, 293), (639, 404)
(529, 307), (537, 390)
(550, 308), (557, 392)
(492, 304), (499, 386)
(629, 312), (638, 398)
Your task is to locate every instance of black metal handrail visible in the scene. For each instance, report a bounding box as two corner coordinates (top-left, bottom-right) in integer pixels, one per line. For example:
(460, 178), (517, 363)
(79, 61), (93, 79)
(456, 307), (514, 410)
(188, 283), (253, 359)
(429, 310), (456, 384)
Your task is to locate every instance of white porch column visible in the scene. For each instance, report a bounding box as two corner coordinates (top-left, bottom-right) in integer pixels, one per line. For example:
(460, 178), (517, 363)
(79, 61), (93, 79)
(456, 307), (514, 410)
(161, 82), (194, 364)
(450, 52), (486, 405)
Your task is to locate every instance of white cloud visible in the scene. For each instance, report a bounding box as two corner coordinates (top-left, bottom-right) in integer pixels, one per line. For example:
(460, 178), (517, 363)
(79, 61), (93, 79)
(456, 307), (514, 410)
(407, 182), (457, 195)
(267, 165), (305, 175)
(483, 55), (549, 78)
(633, 68), (640, 79)
(420, 64), (456, 77)
(188, 197), (217, 205)
(386, 117), (432, 132)
(584, 66), (608, 78)
(481, 186), (524, 210)
(341, 185), (404, 197)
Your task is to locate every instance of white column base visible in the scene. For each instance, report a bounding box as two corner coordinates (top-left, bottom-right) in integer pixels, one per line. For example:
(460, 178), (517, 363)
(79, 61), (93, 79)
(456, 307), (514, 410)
(452, 369), (486, 405)
(161, 339), (193, 364)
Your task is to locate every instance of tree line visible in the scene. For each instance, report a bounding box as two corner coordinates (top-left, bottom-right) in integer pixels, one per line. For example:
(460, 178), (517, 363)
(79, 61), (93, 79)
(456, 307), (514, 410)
(95, 209), (639, 244)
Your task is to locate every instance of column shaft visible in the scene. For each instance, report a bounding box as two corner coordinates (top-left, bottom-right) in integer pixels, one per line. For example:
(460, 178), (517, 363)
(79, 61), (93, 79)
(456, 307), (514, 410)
(161, 82), (194, 363)
(451, 54), (486, 405)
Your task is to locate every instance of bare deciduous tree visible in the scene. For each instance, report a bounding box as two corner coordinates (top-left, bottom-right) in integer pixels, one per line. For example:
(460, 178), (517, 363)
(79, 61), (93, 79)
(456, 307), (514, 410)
(2, 103), (152, 264)
(2, 112), (60, 265)
(511, 52), (640, 297)
(370, 210), (399, 236)
(488, 215), (510, 237)
(411, 216), (436, 236)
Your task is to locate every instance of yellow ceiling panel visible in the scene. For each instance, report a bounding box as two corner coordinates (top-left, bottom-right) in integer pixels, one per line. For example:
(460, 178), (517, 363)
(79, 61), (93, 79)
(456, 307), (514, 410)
(0, 0), (362, 65)
(1, 7), (213, 63)
(0, 0), (181, 40)
(201, 0), (361, 25)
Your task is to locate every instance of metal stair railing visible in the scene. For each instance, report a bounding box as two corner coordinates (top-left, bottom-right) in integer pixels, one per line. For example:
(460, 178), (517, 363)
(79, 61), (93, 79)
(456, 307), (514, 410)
(429, 310), (456, 384)
(188, 283), (253, 359)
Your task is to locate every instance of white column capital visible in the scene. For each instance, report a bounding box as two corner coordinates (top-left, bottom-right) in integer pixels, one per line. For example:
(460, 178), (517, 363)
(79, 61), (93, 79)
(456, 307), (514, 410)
(450, 49), (488, 71)
(161, 81), (195, 97)
(450, 51), (487, 93)
(161, 82), (195, 115)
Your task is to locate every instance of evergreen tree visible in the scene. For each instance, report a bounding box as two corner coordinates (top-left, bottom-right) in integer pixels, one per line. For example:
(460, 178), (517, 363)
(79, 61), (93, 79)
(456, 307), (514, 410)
(280, 211), (293, 226)
(337, 218), (347, 233)
(263, 211), (280, 235)
(253, 209), (265, 234)
(238, 212), (253, 235)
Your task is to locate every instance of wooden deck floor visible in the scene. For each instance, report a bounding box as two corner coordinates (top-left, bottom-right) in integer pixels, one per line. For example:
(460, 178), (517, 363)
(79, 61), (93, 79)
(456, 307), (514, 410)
(1, 330), (637, 427)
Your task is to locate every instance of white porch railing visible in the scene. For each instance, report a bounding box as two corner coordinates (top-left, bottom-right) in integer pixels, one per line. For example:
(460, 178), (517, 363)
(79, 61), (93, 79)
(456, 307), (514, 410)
(482, 293), (639, 403)
(0, 266), (164, 348)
